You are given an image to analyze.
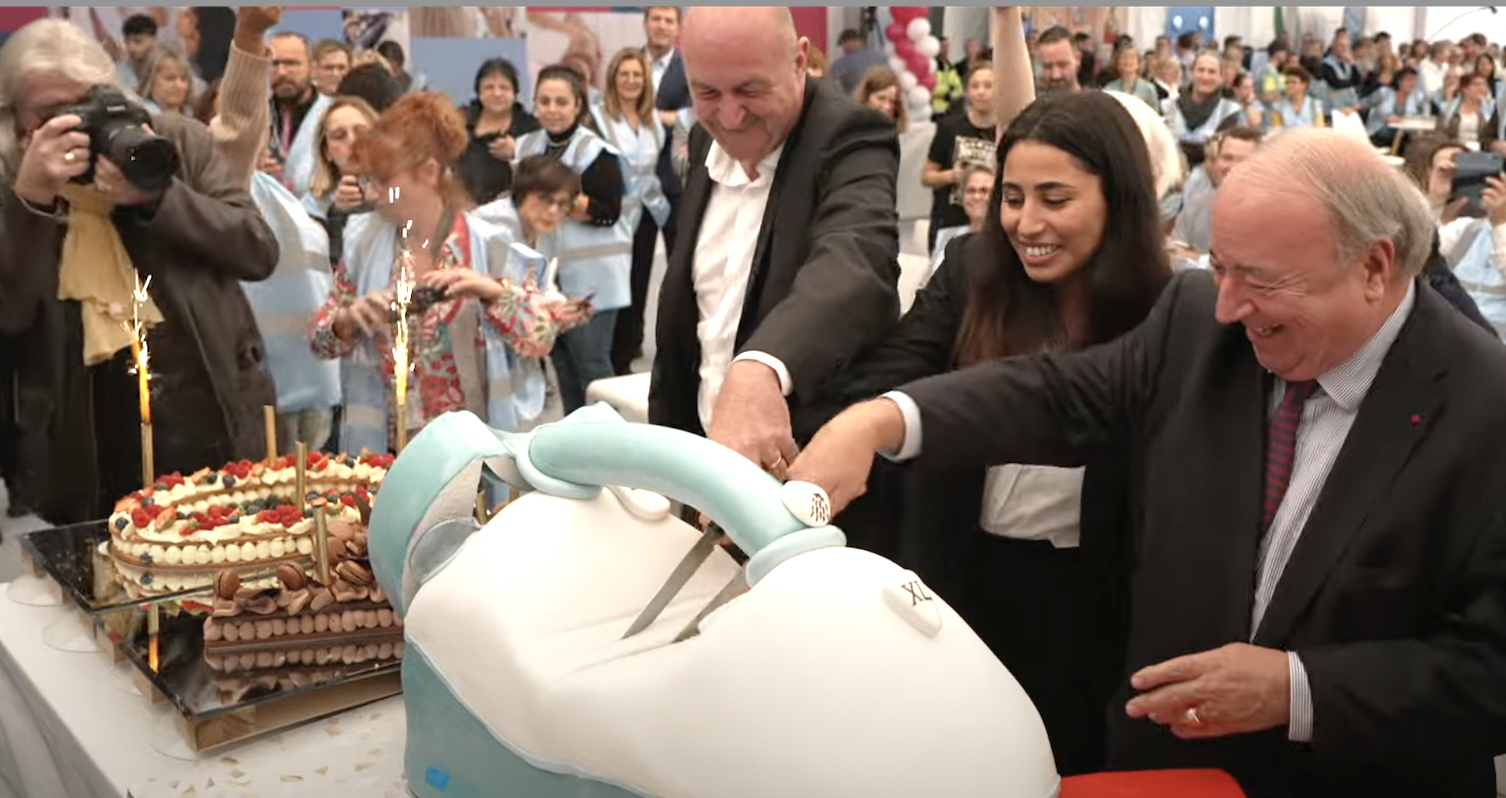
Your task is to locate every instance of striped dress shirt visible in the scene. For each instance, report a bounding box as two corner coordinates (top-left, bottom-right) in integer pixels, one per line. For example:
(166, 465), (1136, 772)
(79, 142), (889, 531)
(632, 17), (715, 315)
(1257, 281), (1416, 742)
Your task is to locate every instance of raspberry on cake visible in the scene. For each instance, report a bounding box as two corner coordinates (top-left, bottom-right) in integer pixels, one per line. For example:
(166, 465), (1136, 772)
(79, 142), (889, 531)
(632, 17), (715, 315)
(108, 452), (393, 597)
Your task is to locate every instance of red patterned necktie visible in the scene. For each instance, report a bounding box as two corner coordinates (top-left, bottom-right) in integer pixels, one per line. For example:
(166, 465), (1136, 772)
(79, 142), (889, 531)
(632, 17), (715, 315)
(1262, 380), (1319, 533)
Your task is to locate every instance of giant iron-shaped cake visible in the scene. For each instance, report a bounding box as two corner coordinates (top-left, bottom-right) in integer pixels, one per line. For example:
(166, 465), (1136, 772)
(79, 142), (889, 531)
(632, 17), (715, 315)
(367, 405), (1061, 798)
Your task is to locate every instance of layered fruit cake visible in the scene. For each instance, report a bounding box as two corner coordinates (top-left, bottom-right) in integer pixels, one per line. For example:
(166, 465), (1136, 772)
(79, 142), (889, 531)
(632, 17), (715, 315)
(201, 517), (404, 702)
(109, 451), (394, 597)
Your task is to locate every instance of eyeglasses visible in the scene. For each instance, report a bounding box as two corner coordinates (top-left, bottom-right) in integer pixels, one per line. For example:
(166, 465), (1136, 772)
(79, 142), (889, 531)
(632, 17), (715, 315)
(542, 193), (574, 211)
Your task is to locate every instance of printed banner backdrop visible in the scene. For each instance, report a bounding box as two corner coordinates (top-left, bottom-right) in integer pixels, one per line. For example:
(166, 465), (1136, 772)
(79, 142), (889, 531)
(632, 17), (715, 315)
(411, 36), (531, 106)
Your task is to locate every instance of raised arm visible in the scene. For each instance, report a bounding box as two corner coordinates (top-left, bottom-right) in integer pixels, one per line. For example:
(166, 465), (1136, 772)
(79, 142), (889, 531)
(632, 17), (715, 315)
(992, 6), (1035, 141)
(208, 7), (282, 190)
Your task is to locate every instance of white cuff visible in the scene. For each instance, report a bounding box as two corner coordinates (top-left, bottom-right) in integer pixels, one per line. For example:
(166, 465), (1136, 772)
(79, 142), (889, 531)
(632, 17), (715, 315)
(732, 351), (792, 397)
(879, 391), (922, 462)
(1287, 651), (1314, 743)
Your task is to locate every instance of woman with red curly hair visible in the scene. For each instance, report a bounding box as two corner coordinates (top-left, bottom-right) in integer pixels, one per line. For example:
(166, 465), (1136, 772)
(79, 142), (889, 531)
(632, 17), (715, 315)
(309, 92), (589, 454)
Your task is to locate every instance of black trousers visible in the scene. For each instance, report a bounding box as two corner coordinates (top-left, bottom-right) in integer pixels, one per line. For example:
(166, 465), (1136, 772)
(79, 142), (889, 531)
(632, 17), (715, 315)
(612, 198), (677, 375)
(962, 534), (1111, 777)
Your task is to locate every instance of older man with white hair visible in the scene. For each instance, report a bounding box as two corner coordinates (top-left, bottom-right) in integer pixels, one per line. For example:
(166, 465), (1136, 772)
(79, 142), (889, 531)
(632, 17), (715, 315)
(790, 128), (1506, 797)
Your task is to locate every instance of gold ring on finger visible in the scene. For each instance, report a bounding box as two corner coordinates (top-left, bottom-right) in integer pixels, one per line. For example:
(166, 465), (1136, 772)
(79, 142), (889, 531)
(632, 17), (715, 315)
(63, 150), (77, 164)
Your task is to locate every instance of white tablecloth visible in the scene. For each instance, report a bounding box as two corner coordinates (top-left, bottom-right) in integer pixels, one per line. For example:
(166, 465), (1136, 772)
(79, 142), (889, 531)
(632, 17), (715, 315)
(0, 585), (405, 798)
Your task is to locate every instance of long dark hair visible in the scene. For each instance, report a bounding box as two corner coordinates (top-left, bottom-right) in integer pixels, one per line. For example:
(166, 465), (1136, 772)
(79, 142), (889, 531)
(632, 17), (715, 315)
(953, 90), (1170, 366)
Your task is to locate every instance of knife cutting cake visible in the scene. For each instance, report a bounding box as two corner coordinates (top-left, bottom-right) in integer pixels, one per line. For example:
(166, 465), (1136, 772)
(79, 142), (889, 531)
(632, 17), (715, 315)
(108, 451), (393, 597)
(202, 513), (403, 702)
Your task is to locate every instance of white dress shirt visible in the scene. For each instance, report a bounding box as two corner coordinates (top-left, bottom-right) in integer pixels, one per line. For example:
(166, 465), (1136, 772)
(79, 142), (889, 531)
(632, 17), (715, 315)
(694, 140), (792, 430)
(884, 281), (1417, 744)
(649, 49), (674, 94)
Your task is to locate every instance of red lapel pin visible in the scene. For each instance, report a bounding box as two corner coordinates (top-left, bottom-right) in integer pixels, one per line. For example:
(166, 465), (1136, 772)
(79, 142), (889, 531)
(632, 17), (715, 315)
(1410, 414), (1424, 427)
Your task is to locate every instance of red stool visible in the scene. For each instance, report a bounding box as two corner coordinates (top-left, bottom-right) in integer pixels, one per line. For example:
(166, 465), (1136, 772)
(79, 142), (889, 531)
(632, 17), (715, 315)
(1061, 769), (1246, 798)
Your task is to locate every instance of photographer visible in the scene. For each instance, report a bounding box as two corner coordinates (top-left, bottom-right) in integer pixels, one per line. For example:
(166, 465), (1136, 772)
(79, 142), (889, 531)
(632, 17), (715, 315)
(0, 19), (278, 524)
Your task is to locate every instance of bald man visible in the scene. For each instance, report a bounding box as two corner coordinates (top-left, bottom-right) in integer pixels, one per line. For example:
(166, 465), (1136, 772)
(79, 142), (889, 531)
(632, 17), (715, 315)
(790, 130), (1506, 797)
(649, 7), (900, 475)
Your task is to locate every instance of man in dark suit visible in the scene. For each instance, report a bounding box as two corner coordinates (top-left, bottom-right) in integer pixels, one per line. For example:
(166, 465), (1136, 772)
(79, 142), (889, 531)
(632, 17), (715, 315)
(790, 130), (1506, 797)
(650, 6), (900, 474)
(614, 5), (689, 374)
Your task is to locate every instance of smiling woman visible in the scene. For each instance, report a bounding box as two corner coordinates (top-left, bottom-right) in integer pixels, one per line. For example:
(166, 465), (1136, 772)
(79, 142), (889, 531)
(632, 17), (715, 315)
(796, 78), (1170, 781)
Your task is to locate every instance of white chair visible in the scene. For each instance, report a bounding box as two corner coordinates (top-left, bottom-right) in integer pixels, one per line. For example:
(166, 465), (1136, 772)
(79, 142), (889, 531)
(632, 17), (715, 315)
(585, 372), (651, 423)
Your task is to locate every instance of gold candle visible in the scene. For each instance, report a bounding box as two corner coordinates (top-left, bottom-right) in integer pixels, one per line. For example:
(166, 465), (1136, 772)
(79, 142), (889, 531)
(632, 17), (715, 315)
(311, 499), (332, 586)
(146, 605), (160, 673)
(140, 423), (155, 491)
(263, 405), (278, 463)
(475, 490), (489, 524)
(295, 442), (308, 513)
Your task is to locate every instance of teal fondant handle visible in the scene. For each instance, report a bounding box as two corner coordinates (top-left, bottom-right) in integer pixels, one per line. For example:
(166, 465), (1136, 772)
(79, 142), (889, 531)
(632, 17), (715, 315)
(523, 418), (843, 578)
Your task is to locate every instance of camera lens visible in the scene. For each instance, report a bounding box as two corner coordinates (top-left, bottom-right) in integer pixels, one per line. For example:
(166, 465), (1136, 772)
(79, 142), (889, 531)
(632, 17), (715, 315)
(105, 124), (180, 193)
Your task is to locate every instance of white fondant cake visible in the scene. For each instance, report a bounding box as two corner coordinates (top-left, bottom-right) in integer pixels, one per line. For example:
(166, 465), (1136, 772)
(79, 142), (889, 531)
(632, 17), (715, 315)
(370, 408), (1060, 798)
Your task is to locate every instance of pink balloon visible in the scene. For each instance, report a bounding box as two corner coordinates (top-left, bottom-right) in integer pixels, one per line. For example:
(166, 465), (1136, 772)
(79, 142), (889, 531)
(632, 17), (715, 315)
(905, 52), (930, 77)
(886, 23), (907, 43)
(919, 72), (936, 90)
(894, 38), (916, 59)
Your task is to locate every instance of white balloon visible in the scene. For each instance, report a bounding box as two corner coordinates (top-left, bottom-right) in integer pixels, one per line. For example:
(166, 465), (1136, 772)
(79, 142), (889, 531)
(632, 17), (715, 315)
(899, 71), (918, 92)
(908, 86), (931, 110)
(906, 17), (931, 43)
(916, 35), (941, 59)
(888, 56), (907, 74)
(883, 41), (896, 57)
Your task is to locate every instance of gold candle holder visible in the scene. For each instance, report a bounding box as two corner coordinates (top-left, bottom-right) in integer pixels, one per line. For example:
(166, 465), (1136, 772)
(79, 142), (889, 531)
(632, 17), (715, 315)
(140, 422), (155, 490)
(395, 410), (408, 454)
(295, 441), (308, 513)
(146, 605), (160, 673)
(311, 499), (332, 586)
(264, 405), (278, 463)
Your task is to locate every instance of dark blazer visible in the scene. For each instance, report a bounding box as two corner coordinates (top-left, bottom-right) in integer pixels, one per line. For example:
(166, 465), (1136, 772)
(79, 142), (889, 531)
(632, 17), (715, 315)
(653, 50), (689, 199)
(650, 76), (901, 436)
(899, 270), (1506, 798)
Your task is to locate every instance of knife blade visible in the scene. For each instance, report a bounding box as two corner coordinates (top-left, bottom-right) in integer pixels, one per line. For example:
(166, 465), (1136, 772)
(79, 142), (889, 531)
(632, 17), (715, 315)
(672, 570), (749, 643)
(621, 522), (723, 639)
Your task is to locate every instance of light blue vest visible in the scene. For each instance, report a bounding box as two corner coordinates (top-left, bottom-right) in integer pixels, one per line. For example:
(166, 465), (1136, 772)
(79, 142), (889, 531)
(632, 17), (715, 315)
(1441, 96), (1502, 141)
(1365, 86), (1429, 137)
(280, 92), (334, 198)
(335, 212), (548, 453)
(1447, 219), (1506, 340)
(1322, 55), (1359, 109)
(472, 196), (561, 267)
(242, 171), (341, 414)
(1273, 95), (1324, 129)
(589, 106), (671, 230)
(1172, 97), (1242, 144)
(514, 126), (633, 311)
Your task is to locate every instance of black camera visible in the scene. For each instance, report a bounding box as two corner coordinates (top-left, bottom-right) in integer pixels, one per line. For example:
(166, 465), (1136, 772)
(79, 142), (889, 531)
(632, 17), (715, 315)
(387, 286), (448, 322)
(57, 85), (180, 193)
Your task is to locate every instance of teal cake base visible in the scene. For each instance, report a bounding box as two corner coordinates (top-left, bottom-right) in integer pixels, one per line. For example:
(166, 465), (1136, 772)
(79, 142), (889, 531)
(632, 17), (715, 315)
(403, 643), (653, 798)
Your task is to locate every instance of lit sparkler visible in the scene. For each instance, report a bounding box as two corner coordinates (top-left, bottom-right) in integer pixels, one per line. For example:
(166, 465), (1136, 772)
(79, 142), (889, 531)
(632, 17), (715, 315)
(123, 273), (155, 488)
(392, 210), (415, 453)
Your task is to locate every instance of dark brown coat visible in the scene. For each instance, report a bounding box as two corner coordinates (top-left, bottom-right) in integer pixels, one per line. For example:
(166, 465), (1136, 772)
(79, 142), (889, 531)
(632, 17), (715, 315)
(0, 112), (278, 523)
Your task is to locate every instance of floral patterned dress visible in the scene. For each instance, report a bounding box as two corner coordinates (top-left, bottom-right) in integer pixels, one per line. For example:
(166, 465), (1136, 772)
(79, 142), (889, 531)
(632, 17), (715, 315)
(310, 212), (590, 440)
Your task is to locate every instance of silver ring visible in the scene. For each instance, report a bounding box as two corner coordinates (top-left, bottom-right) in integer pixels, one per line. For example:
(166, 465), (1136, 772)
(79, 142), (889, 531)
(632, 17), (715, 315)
(1182, 707), (1204, 726)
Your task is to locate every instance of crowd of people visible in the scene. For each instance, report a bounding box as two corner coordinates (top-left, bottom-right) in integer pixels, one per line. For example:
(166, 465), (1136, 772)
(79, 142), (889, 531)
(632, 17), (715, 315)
(3, 6), (1506, 798)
